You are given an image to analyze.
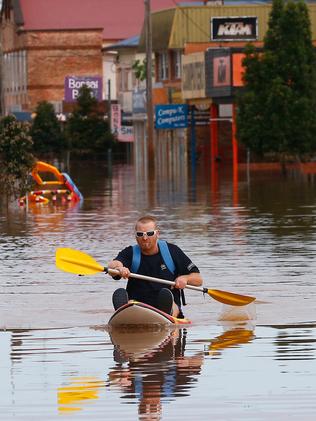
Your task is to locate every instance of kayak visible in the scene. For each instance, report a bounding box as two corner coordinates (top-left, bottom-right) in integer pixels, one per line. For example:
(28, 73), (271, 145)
(108, 300), (191, 327)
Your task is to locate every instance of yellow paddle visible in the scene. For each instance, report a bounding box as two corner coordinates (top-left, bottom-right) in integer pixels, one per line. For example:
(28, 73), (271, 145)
(56, 248), (256, 306)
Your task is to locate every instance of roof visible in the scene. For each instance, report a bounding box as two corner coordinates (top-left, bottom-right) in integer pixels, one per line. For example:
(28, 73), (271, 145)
(8, 0), (190, 40)
(139, 2), (287, 50)
(103, 35), (140, 51)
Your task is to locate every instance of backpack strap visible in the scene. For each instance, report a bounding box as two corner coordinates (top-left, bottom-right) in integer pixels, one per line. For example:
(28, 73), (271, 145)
(158, 240), (175, 274)
(131, 240), (175, 274)
(131, 240), (186, 306)
(158, 240), (186, 306)
(131, 244), (141, 273)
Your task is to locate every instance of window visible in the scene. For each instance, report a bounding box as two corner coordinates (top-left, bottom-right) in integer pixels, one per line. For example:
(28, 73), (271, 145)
(118, 67), (135, 92)
(158, 52), (169, 81)
(174, 51), (182, 79)
(3, 50), (27, 94)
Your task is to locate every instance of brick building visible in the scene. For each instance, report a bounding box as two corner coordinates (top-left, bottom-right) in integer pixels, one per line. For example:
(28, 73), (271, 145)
(0, 0), (179, 114)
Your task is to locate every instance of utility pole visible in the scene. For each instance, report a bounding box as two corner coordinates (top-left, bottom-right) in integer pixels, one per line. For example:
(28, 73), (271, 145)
(107, 79), (111, 131)
(0, 40), (4, 115)
(144, 0), (155, 178)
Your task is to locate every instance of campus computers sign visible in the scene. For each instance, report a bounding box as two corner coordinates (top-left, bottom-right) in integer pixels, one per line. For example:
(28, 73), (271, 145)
(64, 76), (103, 102)
(155, 104), (188, 129)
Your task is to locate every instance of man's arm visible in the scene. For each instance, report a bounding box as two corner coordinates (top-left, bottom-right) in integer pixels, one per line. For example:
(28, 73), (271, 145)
(174, 272), (203, 289)
(169, 244), (203, 289)
(108, 247), (132, 279)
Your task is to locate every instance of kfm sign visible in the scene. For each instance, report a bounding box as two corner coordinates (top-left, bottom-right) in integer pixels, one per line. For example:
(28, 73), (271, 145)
(211, 16), (258, 41)
(64, 76), (102, 102)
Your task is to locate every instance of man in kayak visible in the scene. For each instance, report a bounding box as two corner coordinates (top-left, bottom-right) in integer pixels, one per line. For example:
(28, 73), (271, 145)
(108, 215), (203, 317)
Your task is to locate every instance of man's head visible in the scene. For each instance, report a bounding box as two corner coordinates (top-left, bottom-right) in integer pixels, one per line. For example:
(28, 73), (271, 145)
(135, 216), (159, 255)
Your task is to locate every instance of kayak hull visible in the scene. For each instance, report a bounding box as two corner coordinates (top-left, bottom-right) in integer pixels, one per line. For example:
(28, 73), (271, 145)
(108, 300), (191, 327)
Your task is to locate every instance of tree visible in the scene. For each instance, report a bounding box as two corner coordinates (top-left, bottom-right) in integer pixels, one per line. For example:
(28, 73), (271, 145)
(237, 0), (316, 162)
(0, 115), (35, 198)
(30, 101), (65, 153)
(65, 85), (114, 153)
(132, 59), (147, 82)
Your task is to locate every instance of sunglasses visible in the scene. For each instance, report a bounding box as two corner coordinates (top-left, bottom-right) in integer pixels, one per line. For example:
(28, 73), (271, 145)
(135, 230), (158, 238)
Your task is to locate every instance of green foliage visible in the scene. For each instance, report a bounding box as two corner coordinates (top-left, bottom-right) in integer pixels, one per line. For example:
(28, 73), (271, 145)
(0, 115), (35, 197)
(264, 0), (284, 52)
(30, 101), (65, 153)
(132, 59), (147, 81)
(65, 85), (114, 153)
(237, 0), (316, 160)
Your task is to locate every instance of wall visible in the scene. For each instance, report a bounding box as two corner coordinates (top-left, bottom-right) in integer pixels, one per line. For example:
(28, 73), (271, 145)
(1, 20), (103, 112)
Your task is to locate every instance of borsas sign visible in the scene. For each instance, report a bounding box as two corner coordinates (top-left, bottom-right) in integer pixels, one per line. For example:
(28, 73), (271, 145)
(211, 16), (258, 41)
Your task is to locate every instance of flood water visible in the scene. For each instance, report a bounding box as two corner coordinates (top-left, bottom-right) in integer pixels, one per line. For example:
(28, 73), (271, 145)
(1, 158), (316, 420)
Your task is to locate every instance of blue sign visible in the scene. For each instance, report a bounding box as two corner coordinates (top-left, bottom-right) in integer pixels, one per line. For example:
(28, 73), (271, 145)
(155, 104), (188, 129)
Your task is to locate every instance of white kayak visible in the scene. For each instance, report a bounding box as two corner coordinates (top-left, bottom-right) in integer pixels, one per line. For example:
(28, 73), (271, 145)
(108, 300), (191, 327)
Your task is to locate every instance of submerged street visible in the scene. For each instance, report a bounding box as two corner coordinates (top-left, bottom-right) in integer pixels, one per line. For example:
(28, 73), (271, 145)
(1, 159), (316, 420)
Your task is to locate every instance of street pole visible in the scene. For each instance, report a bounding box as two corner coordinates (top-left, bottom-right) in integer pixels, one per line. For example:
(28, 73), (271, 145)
(107, 79), (111, 131)
(144, 0), (155, 178)
(0, 41), (5, 115)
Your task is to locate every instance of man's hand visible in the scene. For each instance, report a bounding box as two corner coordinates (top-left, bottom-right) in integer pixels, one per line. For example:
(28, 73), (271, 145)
(174, 275), (188, 289)
(108, 260), (130, 279)
(113, 266), (130, 279)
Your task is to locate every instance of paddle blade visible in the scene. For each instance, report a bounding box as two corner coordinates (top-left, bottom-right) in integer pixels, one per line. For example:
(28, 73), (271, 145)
(207, 289), (256, 306)
(56, 248), (105, 275)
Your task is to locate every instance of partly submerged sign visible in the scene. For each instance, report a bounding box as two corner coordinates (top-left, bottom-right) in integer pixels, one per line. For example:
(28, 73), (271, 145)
(155, 104), (188, 129)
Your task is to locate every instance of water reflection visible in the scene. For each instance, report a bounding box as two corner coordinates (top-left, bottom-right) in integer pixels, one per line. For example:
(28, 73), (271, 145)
(240, 168), (316, 238)
(58, 377), (105, 413)
(271, 323), (316, 361)
(107, 328), (203, 420)
(1, 324), (316, 419)
(205, 325), (255, 356)
(106, 324), (256, 420)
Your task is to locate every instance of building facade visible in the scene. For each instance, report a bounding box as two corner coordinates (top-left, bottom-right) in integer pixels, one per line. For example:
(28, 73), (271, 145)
(0, 0), (179, 115)
(137, 2), (316, 164)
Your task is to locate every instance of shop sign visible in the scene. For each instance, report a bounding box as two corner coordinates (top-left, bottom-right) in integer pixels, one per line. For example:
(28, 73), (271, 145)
(117, 126), (134, 142)
(64, 76), (102, 102)
(155, 104), (188, 129)
(182, 52), (205, 99)
(205, 48), (232, 98)
(111, 104), (121, 135)
(211, 16), (258, 41)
